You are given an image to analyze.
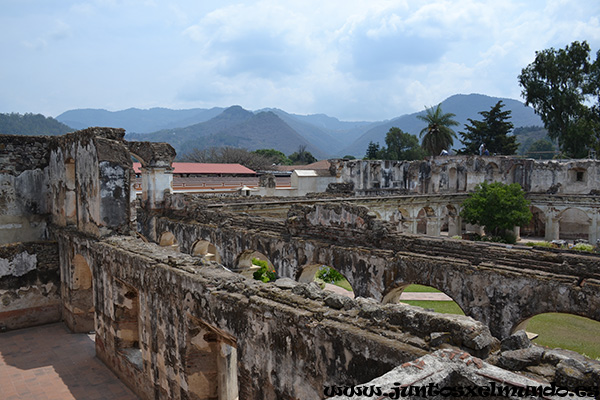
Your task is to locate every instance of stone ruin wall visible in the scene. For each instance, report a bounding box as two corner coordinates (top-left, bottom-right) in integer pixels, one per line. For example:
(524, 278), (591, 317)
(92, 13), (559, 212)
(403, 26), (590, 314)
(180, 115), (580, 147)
(55, 229), (501, 400)
(0, 241), (60, 330)
(2, 129), (600, 399)
(332, 157), (600, 196)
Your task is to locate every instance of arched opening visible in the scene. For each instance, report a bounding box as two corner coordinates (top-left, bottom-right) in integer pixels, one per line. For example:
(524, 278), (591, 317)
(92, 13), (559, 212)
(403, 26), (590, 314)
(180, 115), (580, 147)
(159, 231), (180, 251)
(520, 206), (546, 239)
(457, 167), (467, 192)
(382, 283), (465, 315)
(484, 162), (499, 183)
(510, 164), (525, 188)
(559, 208), (590, 241)
(65, 254), (95, 333)
(192, 240), (221, 263)
(514, 313), (600, 359)
(234, 250), (274, 280)
(65, 158), (77, 225)
(185, 314), (238, 400)
(113, 278), (141, 367)
(440, 205), (461, 237)
(416, 206), (436, 235)
(298, 264), (353, 298)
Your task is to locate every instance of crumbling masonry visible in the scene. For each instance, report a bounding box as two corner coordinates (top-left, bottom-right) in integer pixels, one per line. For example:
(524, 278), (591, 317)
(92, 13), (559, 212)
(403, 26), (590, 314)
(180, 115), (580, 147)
(1, 128), (599, 399)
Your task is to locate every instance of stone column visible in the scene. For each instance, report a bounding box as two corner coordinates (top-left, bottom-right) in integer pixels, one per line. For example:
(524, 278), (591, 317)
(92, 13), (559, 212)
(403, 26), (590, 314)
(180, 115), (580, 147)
(447, 215), (462, 237)
(141, 166), (173, 210)
(589, 212), (599, 245)
(512, 226), (521, 241)
(426, 217), (441, 236)
(545, 212), (560, 241)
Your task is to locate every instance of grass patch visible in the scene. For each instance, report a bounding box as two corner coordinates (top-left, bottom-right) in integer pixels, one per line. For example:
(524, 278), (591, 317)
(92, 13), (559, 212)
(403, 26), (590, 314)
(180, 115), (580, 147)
(525, 313), (600, 359)
(315, 277), (353, 292)
(401, 300), (465, 315)
(403, 284), (442, 293)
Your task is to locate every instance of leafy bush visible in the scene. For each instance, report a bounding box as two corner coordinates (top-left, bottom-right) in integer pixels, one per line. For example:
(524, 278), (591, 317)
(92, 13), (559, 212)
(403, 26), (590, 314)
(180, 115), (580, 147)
(315, 266), (345, 284)
(252, 258), (277, 283)
(573, 243), (594, 252)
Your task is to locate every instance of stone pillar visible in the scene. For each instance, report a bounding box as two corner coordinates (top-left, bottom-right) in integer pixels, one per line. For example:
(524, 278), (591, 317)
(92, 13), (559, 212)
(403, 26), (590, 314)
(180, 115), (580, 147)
(512, 226), (521, 241)
(589, 213), (599, 245)
(426, 217), (441, 236)
(141, 166), (173, 210)
(545, 214), (560, 241)
(448, 215), (462, 237)
(407, 218), (418, 234)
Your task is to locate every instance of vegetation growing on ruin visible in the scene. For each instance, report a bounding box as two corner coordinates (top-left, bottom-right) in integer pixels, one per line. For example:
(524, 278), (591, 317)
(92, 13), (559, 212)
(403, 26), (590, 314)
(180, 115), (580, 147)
(460, 182), (532, 244)
(252, 258), (277, 283)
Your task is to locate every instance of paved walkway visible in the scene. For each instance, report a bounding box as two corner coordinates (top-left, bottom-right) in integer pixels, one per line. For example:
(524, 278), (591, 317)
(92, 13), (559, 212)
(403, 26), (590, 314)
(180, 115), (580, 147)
(0, 323), (138, 400)
(323, 283), (453, 301)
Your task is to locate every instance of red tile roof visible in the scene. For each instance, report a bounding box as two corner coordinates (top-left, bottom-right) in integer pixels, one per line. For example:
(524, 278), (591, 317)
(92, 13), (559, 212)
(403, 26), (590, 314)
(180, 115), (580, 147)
(133, 162), (256, 175)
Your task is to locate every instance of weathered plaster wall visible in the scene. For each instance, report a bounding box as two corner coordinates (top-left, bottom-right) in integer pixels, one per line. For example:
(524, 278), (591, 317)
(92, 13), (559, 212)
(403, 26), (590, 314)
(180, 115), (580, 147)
(55, 230), (499, 400)
(0, 241), (60, 330)
(48, 128), (134, 236)
(0, 135), (51, 243)
(333, 157), (600, 196)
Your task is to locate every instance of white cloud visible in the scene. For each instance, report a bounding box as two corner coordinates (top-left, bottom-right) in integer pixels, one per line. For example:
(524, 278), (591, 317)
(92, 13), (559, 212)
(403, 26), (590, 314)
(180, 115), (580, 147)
(1, 0), (599, 120)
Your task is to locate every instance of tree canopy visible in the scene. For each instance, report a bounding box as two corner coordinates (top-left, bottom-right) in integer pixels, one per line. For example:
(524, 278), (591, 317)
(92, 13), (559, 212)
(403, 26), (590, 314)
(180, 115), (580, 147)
(252, 149), (292, 165)
(0, 112), (72, 136)
(518, 41), (600, 158)
(458, 101), (518, 155)
(417, 104), (459, 155)
(460, 182), (532, 243)
(289, 145), (317, 165)
(364, 128), (426, 161)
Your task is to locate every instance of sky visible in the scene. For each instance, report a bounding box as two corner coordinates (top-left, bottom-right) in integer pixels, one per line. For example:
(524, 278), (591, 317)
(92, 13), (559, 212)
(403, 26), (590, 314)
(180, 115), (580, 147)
(1, 0), (599, 121)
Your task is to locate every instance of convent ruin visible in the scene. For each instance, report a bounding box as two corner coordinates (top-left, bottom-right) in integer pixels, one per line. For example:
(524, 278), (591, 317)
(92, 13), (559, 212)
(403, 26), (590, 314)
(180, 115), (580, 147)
(1, 128), (599, 399)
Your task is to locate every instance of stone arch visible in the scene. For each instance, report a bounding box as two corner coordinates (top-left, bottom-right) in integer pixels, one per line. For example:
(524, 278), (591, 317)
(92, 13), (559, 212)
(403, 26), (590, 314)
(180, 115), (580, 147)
(512, 312), (600, 357)
(521, 205), (546, 239)
(558, 208), (590, 240)
(297, 264), (354, 297)
(509, 163), (525, 187)
(484, 162), (499, 183)
(234, 250), (274, 279)
(191, 239), (221, 263)
(185, 314), (238, 400)
(65, 158), (77, 225)
(416, 206), (436, 235)
(65, 254), (95, 333)
(159, 231), (180, 251)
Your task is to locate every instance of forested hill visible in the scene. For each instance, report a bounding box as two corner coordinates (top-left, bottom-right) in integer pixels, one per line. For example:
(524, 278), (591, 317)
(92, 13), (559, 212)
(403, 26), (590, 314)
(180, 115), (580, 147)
(0, 113), (73, 136)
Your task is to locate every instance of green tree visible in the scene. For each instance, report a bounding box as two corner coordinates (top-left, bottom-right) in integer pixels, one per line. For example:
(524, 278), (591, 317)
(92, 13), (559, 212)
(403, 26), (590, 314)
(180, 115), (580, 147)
(460, 182), (532, 243)
(182, 146), (273, 171)
(364, 141), (381, 159)
(526, 139), (556, 159)
(459, 101), (518, 155)
(252, 149), (292, 165)
(417, 104), (459, 155)
(518, 41), (600, 158)
(288, 145), (317, 165)
(379, 127), (426, 161)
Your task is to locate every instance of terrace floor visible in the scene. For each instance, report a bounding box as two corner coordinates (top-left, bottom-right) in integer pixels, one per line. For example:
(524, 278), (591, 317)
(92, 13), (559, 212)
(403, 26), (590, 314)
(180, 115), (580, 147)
(0, 323), (138, 400)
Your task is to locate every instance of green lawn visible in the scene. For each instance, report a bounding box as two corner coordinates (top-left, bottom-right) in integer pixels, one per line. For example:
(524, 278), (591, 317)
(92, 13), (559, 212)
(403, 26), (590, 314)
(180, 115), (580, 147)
(401, 300), (465, 315)
(403, 284), (442, 293)
(525, 313), (600, 359)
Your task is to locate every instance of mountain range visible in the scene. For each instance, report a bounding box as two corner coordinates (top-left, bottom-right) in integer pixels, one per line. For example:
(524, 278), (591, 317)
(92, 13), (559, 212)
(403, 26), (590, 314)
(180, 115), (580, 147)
(56, 93), (544, 159)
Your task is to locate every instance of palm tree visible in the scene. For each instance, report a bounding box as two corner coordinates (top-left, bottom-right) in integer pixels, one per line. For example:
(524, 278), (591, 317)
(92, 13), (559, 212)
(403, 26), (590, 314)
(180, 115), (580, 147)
(417, 104), (459, 156)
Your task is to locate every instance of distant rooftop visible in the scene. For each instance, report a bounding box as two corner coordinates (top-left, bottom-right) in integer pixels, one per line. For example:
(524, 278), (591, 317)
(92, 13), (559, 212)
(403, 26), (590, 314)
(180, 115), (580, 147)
(133, 162), (256, 175)
(275, 160), (331, 172)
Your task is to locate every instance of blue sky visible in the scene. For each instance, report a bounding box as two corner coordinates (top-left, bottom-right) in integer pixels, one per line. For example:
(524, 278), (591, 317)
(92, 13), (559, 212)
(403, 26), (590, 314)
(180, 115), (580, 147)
(1, 0), (599, 121)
